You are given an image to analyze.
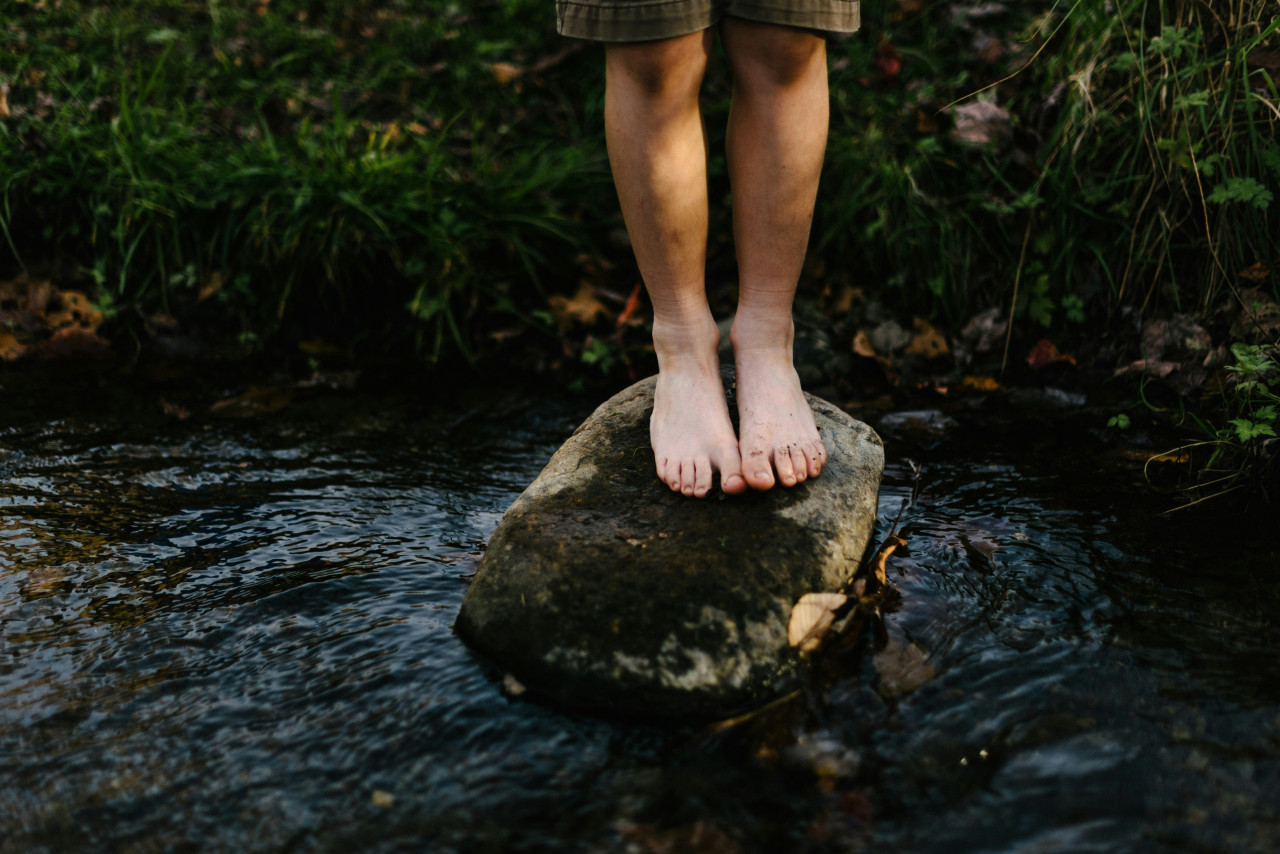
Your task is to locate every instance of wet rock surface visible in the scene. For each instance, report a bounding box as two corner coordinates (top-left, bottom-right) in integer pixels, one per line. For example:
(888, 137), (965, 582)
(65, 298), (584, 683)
(456, 371), (885, 719)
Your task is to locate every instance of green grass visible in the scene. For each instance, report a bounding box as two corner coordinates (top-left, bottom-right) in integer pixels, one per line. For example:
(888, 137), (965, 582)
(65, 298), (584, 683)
(2, 0), (1277, 372)
(817, 0), (1279, 331)
(1, 0), (610, 360)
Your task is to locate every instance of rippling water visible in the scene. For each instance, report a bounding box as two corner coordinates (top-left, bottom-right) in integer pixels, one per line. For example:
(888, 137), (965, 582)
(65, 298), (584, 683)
(2, 371), (1277, 852)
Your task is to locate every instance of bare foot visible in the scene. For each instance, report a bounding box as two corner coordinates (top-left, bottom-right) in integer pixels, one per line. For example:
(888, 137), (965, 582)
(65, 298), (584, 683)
(650, 317), (747, 497)
(732, 317), (827, 490)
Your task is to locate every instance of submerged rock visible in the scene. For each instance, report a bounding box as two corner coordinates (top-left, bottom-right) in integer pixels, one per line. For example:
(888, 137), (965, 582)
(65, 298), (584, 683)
(455, 372), (884, 719)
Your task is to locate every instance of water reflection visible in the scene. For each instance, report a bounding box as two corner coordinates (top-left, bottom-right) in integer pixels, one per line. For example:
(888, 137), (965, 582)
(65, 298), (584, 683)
(1, 375), (1277, 851)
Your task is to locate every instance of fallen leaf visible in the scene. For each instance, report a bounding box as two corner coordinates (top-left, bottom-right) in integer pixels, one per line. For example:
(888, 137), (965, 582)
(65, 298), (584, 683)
(502, 673), (526, 696)
(962, 375), (1001, 392)
(904, 316), (950, 359)
(0, 329), (24, 361)
(548, 280), (607, 329)
(0, 83), (9, 119)
(371, 789), (395, 808)
(1230, 287), (1280, 341)
(160, 398), (191, 420)
(1141, 315), (1210, 361)
(950, 100), (1012, 148)
(30, 326), (112, 361)
(210, 386), (295, 418)
(1114, 358), (1182, 381)
(198, 271), (223, 302)
(1238, 261), (1274, 282)
(851, 329), (877, 358)
(788, 592), (848, 652)
(863, 533), (906, 603)
(490, 62), (523, 84)
(1026, 338), (1076, 370)
(874, 636), (935, 698)
(44, 290), (103, 330)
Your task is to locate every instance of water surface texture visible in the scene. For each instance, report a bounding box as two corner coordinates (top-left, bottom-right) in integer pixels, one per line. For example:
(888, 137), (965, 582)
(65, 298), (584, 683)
(2, 374), (1278, 852)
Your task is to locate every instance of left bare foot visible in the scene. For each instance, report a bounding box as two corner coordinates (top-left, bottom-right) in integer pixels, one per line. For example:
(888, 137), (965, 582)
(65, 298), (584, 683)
(731, 317), (827, 490)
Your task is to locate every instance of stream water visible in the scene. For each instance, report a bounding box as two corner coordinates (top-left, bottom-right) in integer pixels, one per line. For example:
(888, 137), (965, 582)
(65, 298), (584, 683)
(1, 369), (1277, 852)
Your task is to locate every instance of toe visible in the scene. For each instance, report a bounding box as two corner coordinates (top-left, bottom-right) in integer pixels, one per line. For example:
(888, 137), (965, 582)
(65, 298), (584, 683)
(743, 451), (776, 490)
(805, 441), (825, 478)
(790, 445), (811, 482)
(693, 456), (713, 498)
(679, 458), (696, 496)
(714, 443), (747, 495)
(774, 444), (798, 487)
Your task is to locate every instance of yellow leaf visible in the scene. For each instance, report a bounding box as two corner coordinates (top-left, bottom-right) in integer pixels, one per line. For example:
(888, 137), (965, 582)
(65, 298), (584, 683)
(788, 592), (847, 652)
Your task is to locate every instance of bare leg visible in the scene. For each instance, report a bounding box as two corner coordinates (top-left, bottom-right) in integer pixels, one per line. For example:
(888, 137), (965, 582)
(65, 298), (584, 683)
(605, 32), (746, 497)
(722, 19), (830, 490)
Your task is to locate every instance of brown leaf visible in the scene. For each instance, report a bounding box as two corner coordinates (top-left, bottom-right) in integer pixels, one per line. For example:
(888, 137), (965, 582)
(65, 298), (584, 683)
(904, 316), (950, 359)
(44, 290), (103, 331)
(210, 386), (295, 418)
(1026, 338), (1076, 370)
(490, 62), (523, 85)
(962, 375), (1000, 392)
(0, 329), (24, 361)
(160, 398), (191, 420)
(864, 534), (906, 603)
(788, 592), (848, 652)
(851, 329), (877, 358)
(30, 326), (112, 361)
(548, 280), (607, 329)
(1239, 261), (1274, 281)
(1230, 286), (1280, 341)
(874, 636), (935, 698)
(198, 271), (223, 302)
(0, 83), (9, 119)
(950, 100), (1012, 148)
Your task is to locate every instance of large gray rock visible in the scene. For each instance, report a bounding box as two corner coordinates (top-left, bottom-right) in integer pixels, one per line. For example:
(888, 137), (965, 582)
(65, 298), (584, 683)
(456, 372), (884, 719)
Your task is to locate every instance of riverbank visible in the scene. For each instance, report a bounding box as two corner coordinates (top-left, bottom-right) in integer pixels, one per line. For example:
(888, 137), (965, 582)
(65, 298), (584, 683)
(2, 0), (1277, 500)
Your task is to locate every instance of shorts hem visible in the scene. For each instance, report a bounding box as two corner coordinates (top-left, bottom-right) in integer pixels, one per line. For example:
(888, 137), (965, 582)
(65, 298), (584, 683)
(556, 0), (860, 42)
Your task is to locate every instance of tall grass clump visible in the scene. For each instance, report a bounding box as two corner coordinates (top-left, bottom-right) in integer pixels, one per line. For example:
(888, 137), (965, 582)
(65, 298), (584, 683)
(0, 0), (610, 360)
(818, 0), (1279, 335)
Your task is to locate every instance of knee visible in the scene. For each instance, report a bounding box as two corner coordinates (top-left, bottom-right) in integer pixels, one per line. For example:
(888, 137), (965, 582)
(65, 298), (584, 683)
(606, 34), (709, 100)
(727, 27), (826, 90)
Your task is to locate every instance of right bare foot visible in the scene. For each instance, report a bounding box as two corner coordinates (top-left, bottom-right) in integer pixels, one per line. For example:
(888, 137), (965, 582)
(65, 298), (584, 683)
(650, 316), (747, 497)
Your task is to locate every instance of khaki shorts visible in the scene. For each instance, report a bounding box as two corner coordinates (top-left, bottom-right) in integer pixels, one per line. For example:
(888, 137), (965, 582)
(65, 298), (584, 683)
(556, 0), (860, 42)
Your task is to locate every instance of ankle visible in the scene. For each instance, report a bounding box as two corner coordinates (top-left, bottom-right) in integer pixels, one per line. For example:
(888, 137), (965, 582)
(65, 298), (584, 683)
(652, 313), (721, 369)
(729, 312), (794, 356)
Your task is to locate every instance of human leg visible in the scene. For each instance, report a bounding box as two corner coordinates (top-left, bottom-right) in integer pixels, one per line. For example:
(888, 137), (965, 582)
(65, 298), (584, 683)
(605, 32), (746, 497)
(721, 18), (830, 490)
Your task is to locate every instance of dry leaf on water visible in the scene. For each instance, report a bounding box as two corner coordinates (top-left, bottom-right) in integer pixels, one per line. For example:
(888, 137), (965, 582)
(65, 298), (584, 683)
(874, 636), (935, 698)
(788, 592), (848, 653)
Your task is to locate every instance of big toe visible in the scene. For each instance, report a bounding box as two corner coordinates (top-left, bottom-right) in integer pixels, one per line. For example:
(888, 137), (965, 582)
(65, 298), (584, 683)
(743, 453), (776, 491)
(714, 444), (747, 495)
